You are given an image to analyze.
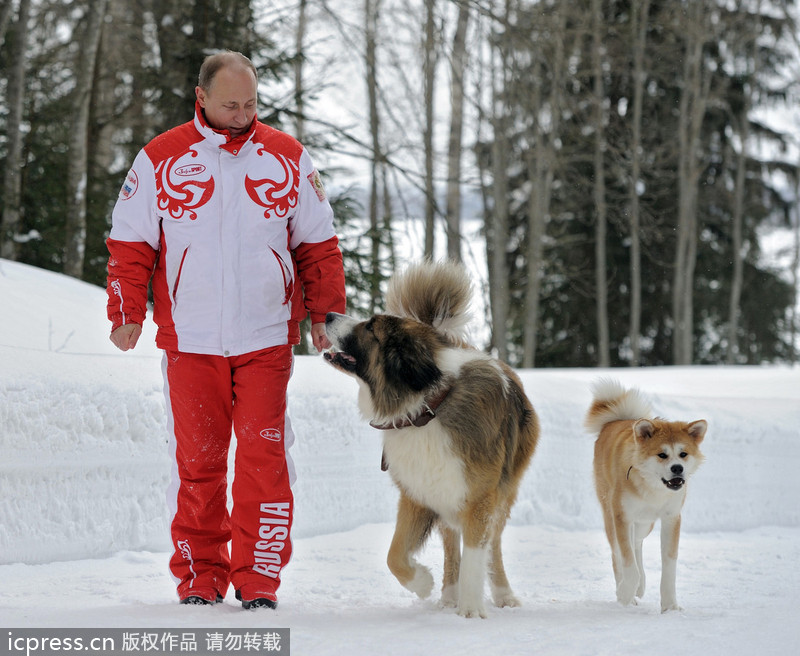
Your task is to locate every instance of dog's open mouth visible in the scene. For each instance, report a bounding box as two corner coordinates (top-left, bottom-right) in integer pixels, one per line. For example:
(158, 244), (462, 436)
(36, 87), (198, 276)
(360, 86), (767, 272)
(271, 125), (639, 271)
(323, 349), (357, 373)
(662, 477), (685, 491)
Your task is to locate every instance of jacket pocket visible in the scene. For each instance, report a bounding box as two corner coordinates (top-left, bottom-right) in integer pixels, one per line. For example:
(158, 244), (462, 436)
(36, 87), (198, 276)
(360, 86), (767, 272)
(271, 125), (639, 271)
(270, 247), (294, 306)
(170, 245), (190, 308)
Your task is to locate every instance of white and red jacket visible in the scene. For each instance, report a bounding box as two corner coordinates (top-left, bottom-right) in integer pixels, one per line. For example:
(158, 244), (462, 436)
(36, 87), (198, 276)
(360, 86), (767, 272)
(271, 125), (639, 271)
(106, 104), (345, 355)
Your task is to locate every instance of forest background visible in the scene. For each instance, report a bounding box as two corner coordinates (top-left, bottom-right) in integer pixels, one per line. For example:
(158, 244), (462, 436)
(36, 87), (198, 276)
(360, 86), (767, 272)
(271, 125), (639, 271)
(1, 0), (799, 368)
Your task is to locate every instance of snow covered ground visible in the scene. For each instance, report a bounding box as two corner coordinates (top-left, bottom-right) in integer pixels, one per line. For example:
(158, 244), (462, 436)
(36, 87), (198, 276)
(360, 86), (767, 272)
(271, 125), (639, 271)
(1, 258), (799, 655)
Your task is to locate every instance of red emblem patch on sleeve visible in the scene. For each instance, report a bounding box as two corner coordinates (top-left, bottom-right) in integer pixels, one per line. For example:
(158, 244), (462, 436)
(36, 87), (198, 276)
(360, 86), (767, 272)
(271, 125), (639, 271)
(307, 170), (327, 202)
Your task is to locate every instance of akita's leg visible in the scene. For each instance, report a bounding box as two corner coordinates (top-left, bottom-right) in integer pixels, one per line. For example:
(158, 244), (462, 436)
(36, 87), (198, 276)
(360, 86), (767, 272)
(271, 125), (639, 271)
(612, 503), (640, 606)
(634, 537), (646, 599)
(601, 502), (621, 587)
(660, 514), (682, 612)
(633, 522), (653, 599)
(386, 493), (436, 599)
(489, 510), (520, 608)
(440, 524), (461, 608)
(457, 498), (494, 619)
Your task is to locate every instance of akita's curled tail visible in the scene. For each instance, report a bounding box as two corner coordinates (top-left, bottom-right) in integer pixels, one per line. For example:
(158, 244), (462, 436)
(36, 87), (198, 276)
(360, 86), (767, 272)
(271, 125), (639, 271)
(386, 260), (471, 342)
(584, 378), (653, 434)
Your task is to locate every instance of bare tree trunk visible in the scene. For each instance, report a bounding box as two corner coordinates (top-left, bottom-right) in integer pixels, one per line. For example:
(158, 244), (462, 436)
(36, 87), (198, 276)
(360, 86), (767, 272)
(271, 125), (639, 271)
(64, 0), (108, 279)
(523, 144), (544, 369)
(472, 7), (500, 354)
(0, 0), (31, 261)
(445, 0), (470, 263)
(381, 164), (396, 271)
(628, 0), (650, 366)
(489, 129), (509, 362)
(91, 0), (148, 226)
(791, 176), (800, 365)
(591, 0), (610, 367)
(422, 0), (437, 259)
(294, 0), (307, 143)
(365, 0), (382, 312)
(726, 4), (760, 365)
(726, 111), (748, 364)
(522, 67), (545, 369)
(0, 0), (14, 48)
(522, 7), (566, 368)
(487, 0), (511, 361)
(672, 2), (710, 365)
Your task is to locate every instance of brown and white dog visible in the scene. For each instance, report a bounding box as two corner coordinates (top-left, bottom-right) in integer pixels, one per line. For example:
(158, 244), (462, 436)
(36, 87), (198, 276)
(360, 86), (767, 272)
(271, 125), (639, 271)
(585, 379), (707, 612)
(324, 261), (539, 618)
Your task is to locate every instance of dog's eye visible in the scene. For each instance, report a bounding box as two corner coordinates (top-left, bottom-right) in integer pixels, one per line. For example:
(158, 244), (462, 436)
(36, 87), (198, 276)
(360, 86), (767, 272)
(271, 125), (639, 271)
(657, 453), (668, 460)
(679, 452), (687, 459)
(365, 319), (375, 334)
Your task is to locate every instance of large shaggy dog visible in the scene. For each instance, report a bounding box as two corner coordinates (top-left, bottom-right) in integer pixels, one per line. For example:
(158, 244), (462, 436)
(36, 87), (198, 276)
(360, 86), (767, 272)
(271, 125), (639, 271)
(323, 261), (539, 618)
(585, 379), (707, 612)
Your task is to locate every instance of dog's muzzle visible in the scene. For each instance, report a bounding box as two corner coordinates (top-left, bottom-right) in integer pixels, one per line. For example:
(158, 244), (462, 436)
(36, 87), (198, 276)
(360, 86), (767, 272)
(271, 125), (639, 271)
(662, 477), (685, 491)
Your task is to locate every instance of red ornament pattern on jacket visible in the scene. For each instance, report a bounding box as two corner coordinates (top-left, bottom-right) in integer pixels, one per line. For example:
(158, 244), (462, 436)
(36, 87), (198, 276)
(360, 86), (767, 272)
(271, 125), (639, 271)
(245, 153), (300, 220)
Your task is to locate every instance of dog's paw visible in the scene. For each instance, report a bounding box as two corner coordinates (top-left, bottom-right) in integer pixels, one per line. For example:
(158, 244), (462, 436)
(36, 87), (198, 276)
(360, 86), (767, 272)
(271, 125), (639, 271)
(405, 565), (434, 599)
(457, 584), (488, 618)
(457, 601), (487, 619)
(440, 584), (458, 608)
(661, 599), (683, 613)
(492, 587), (521, 608)
(616, 579), (639, 606)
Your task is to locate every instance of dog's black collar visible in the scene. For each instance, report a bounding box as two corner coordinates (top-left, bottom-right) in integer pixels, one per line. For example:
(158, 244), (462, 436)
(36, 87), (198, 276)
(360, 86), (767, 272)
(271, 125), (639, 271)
(369, 386), (452, 432)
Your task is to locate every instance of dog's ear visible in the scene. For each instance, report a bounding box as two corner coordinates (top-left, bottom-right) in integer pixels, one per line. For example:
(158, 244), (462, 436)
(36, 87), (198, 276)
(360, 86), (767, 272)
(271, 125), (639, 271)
(687, 419), (707, 443)
(633, 418), (654, 441)
(383, 331), (442, 392)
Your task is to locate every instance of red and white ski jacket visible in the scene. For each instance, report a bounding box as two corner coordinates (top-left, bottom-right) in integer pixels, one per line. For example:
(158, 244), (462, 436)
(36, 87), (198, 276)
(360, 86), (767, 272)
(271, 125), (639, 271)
(106, 104), (346, 356)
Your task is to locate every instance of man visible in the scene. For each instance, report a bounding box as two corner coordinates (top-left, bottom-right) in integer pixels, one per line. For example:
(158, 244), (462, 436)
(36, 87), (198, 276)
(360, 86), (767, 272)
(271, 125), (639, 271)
(106, 51), (346, 610)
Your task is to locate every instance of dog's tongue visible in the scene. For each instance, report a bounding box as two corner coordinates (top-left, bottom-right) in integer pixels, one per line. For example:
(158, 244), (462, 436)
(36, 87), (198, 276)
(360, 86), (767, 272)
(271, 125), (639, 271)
(324, 350), (357, 371)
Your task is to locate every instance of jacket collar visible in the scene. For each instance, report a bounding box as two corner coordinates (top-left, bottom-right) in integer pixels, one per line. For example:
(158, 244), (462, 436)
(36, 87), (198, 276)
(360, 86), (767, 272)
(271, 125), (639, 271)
(193, 101), (257, 154)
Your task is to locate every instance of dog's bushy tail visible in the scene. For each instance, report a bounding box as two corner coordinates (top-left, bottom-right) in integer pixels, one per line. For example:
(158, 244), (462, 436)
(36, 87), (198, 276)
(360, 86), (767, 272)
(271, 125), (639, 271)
(584, 378), (653, 434)
(386, 260), (471, 342)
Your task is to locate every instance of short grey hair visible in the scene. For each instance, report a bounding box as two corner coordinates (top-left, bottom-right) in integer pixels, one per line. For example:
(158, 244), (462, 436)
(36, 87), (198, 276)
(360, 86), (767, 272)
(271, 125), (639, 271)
(198, 50), (257, 91)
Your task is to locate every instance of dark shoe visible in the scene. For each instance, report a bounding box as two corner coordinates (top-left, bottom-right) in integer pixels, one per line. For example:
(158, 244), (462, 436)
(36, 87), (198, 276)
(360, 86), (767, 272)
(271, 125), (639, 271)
(180, 594), (223, 605)
(236, 590), (278, 610)
(243, 597), (278, 610)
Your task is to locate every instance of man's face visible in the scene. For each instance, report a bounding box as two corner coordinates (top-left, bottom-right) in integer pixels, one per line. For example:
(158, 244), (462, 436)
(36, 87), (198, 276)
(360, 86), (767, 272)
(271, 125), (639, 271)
(196, 66), (257, 138)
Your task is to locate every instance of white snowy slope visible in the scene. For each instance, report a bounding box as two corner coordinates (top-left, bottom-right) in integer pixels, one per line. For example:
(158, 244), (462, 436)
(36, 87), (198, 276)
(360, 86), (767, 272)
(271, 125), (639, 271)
(1, 258), (799, 655)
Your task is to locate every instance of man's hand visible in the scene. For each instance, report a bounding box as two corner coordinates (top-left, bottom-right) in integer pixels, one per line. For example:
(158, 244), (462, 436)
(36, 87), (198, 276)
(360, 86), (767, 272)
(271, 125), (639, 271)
(310, 322), (331, 353)
(110, 324), (142, 351)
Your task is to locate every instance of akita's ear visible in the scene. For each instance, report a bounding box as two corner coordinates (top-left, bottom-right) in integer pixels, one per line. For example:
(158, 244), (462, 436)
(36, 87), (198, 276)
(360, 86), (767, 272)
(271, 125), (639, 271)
(687, 419), (707, 443)
(383, 332), (442, 393)
(633, 418), (654, 441)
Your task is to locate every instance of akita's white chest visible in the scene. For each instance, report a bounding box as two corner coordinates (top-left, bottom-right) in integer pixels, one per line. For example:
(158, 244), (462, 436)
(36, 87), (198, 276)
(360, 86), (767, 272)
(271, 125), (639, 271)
(382, 423), (468, 525)
(623, 484), (687, 523)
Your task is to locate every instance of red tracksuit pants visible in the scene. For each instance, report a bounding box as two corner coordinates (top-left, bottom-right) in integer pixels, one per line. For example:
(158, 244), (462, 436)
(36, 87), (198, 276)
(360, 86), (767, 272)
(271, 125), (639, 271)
(162, 345), (295, 603)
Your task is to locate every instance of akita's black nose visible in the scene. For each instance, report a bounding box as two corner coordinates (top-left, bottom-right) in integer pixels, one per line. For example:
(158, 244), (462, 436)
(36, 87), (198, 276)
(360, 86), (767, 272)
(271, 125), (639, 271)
(671, 464), (684, 475)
